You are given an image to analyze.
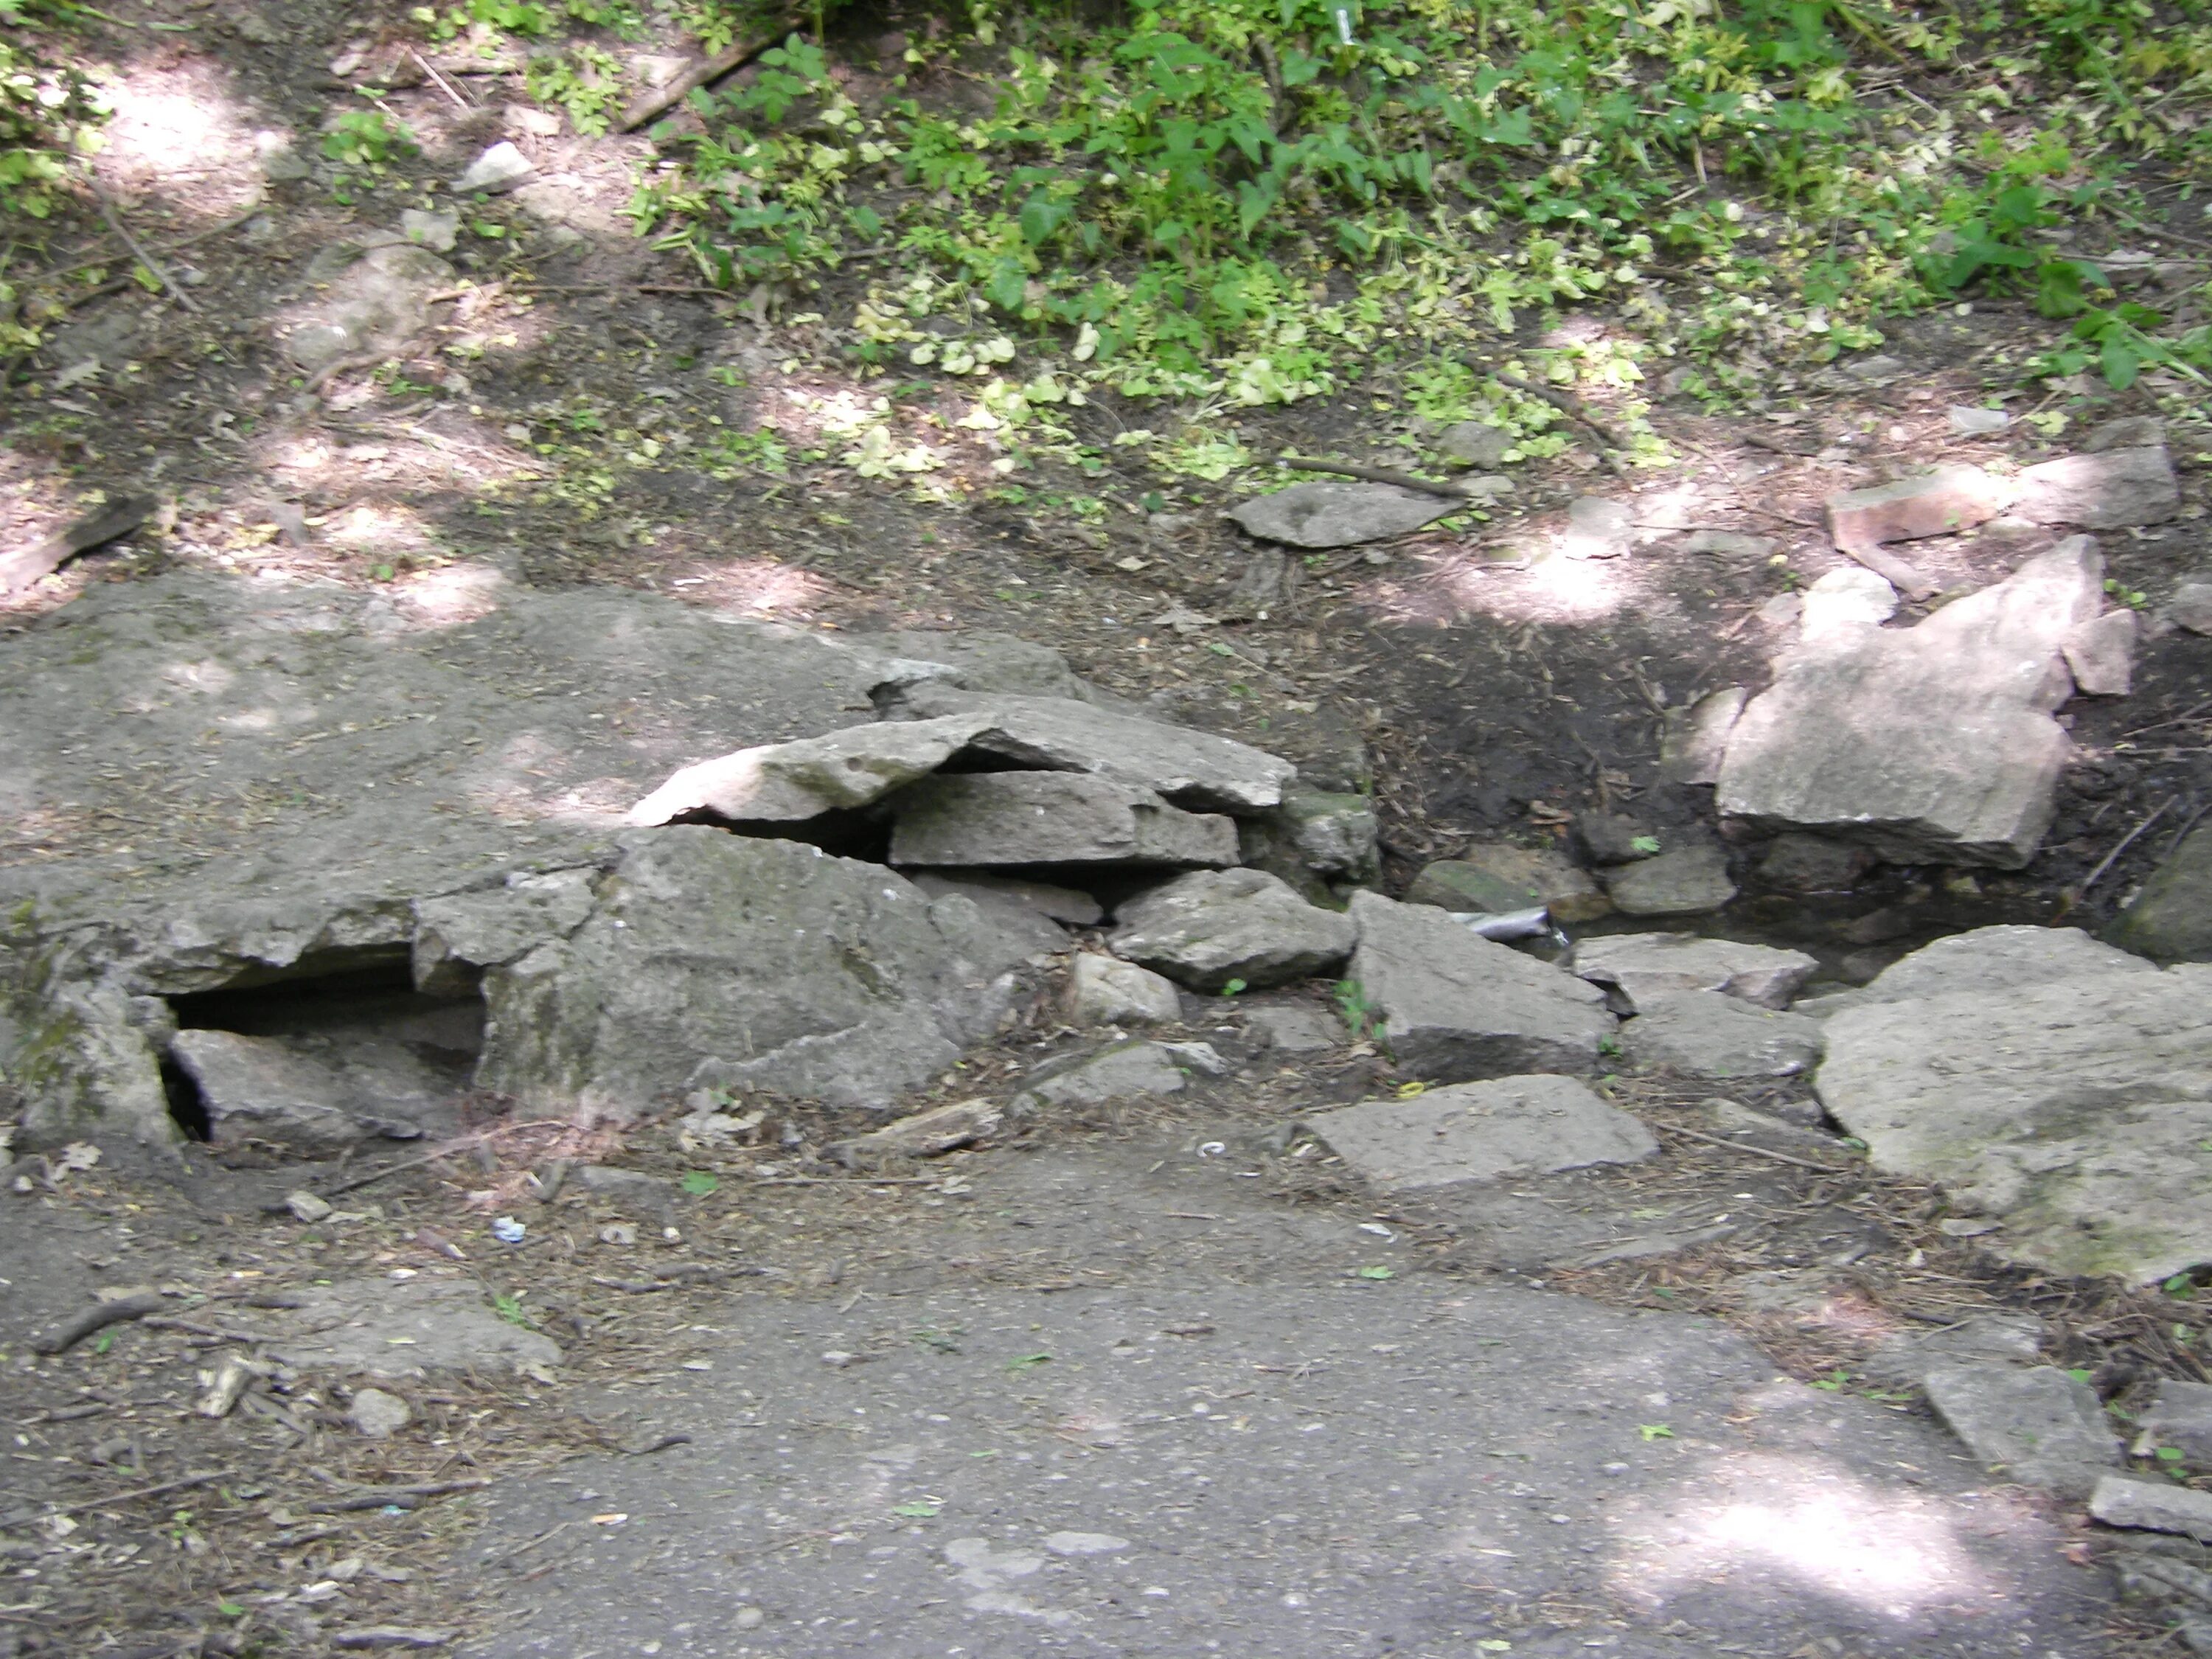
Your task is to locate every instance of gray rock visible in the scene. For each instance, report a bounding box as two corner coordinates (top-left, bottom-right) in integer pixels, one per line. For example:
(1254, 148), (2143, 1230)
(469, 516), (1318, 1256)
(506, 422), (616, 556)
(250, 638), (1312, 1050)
(888, 686), (1295, 811)
(829, 1099), (1001, 1165)
(280, 242), (456, 371)
(574, 1165), (675, 1206)
(887, 773), (1238, 870)
(2062, 608), (2136, 696)
(2013, 448), (2180, 529)
(1407, 846), (1610, 923)
(1230, 481), (1456, 549)
(1569, 933), (1817, 1012)
(1562, 496), (1637, 558)
(2108, 827), (2212, 963)
(1823, 465), (2014, 551)
(1576, 813), (1656, 866)
(625, 715), (998, 826)
(2091, 1475), (2212, 1542)
(1157, 1038), (1230, 1076)
(1603, 845), (1736, 917)
(2143, 1379), (2212, 1470)
(1436, 422), (1513, 467)
(1237, 788), (1379, 887)
(411, 869), (597, 996)
(2172, 582), (2212, 636)
(1816, 960), (2212, 1283)
(1019, 1041), (1187, 1109)
(1660, 687), (1746, 786)
(1678, 529), (1778, 561)
(476, 830), (1037, 1116)
(1621, 992), (1825, 1079)
(455, 139), (534, 193)
(1066, 955), (1182, 1026)
(168, 1029), (458, 1152)
(399, 208), (459, 252)
(2085, 415), (2165, 453)
(1309, 1074), (1658, 1192)
(1924, 1364), (2121, 1499)
(1716, 538), (2106, 868)
(1344, 891), (1614, 1082)
(1243, 1004), (1340, 1052)
(1857, 924), (2154, 1005)
(1109, 869), (1354, 992)
(1756, 833), (1875, 894)
(1863, 1312), (2045, 1389)
(265, 1275), (560, 1378)
(1948, 406), (2012, 437)
(1798, 566), (1898, 640)
(349, 1386), (413, 1439)
(907, 872), (1100, 927)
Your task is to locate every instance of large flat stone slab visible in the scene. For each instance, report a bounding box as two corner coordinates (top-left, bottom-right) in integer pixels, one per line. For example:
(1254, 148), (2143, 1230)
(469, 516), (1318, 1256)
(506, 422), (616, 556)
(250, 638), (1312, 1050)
(1345, 892), (1614, 1081)
(170, 1029), (463, 1152)
(1230, 480), (1456, 549)
(2012, 447), (2180, 529)
(1622, 992), (1825, 1079)
(886, 773), (1239, 869)
(1571, 933), (1817, 1012)
(1717, 538), (2107, 868)
(1803, 925), (2156, 1019)
(624, 714), (998, 826)
(1816, 960), (2212, 1283)
(1309, 1074), (1658, 1191)
(259, 1273), (562, 1380)
(1108, 869), (1354, 992)
(476, 829), (1040, 1116)
(1923, 1363), (2121, 1500)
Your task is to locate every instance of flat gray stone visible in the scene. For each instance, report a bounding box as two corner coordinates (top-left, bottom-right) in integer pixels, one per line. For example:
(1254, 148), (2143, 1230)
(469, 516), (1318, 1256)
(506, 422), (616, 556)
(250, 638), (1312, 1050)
(2013, 447), (2180, 529)
(2173, 581), (2212, 636)
(1717, 538), (2107, 868)
(1570, 933), (1817, 1012)
(1816, 961), (2212, 1284)
(1823, 465), (2014, 550)
(1243, 1004), (1340, 1052)
(169, 1029), (461, 1152)
(2085, 416), (2165, 453)
(1109, 869), (1354, 992)
(279, 242), (456, 372)
(1237, 787), (1379, 886)
(1018, 1040), (1186, 1109)
(625, 714), (998, 826)
(476, 830), (1038, 1116)
(2091, 1475), (2212, 1542)
(888, 686), (1295, 811)
(1621, 992), (1825, 1079)
(2108, 826), (2212, 963)
(1345, 892), (1613, 1082)
(455, 139), (534, 193)
(1798, 567), (1898, 641)
(907, 872), (1102, 927)
(1406, 847), (1610, 923)
(1309, 1075), (1658, 1192)
(1660, 686), (1746, 785)
(349, 1387), (414, 1439)
(1436, 422), (1512, 467)
(2063, 608), (2136, 696)
(410, 868), (597, 996)
(1924, 1363), (2121, 1499)
(1231, 481), (1455, 549)
(1857, 925), (2154, 1006)
(399, 207), (459, 252)
(1864, 1313), (2045, 1389)
(2143, 1379), (2212, 1470)
(828, 1099), (1001, 1164)
(1066, 954), (1182, 1026)
(1603, 844), (1737, 917)
(887, 773), (1238, 870)
(263, 1274), (561, 1379)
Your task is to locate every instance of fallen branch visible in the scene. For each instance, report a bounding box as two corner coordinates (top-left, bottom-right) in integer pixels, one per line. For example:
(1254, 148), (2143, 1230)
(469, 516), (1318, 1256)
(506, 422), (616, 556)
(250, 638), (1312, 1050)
(619, 24), (798, 133)
(89, 181), (199, 313)
(2073, 796), (2179, 899)
(1487, 367), (1630, 476)
(0, 493), (159, 597)
(35, 1291), (166, 1355)
(33, 1468), (234, 1520)
(1657, 1120), (1852, 1173)
(1277, 455), (1484, 500)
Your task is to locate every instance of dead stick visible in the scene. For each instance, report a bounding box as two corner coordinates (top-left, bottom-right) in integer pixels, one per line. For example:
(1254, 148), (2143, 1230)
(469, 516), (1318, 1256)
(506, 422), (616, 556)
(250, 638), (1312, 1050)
(1278, 456), (1481, 500)
(35, 1292), (165, 1355)
(1489, 367), (1630, 457)
(39, 1469), (234, 1518)
(1657, 1120), (1853, 1173)
(2075, 796), (2177, 897)
(619, 24), (796, 132)
(1834, 539), (1936, 601)
(89, 181), (199, 313)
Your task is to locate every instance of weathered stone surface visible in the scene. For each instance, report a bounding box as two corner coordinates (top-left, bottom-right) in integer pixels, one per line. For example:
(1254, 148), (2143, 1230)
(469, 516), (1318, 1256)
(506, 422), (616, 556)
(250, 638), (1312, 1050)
(1407, 846), (1610, 922)
(907, 872), (1101, 927)
(1924, 1364), (2121, 1499)
(1863, 1312), (2045, 1390)
(410, 869), (597, 996)
(1603, 845), (1736, 917)
(1576, 813), (1655, 866)
(477, 830), (1038, 1116)
(887, 773), (1239, 870)
(1110, 869), (1354, 992)
(1799, 568), (1898, 642)
(1309, 1075), (1657, 1192)
(829, 1099), (1002, 1165)
(1067, 954), (1183, 1026)
(455, 140), (534, 193)
(1622, 992), (1825, 1079)
(1824, 465), (2014, 550)
(1244, 1004), (1340, 1052)
(2085, 416), (2165, 453)
(349, 1387), (414, 1439)
(2091, 1476), (2212, 1543)
(1660, 687), (1746, 786)
(1237, 788), (1379, 888)
(2173, 582), (2212, 636)
(2143, 1379), (2212, 1470)
(265, 1275), (561, 1379)
(1436, 422), (1512, 467)
(1857, 924), (2154, 1006)
(2013, 448), (2180, 529)
(1018, 1040), (1187, 1109)
(1816, 960), (2212, 1283)
(279, 242), (456, 372)
(2063, 608), (2137, 697)
(1948, 406), (2011, 437)
(2108, 827), (2212, 963)
(1716, 538), (2107, 868)
(170, 1029), (461, 1152)
(625, 715), (997, 826)
(888, 686), (1295, 811)
(1569, 933), (1817, 1012)
(1231, 481), (1455, 549)
(1756, 832), (1874, 894)
(1345, 892), (1613, 1082)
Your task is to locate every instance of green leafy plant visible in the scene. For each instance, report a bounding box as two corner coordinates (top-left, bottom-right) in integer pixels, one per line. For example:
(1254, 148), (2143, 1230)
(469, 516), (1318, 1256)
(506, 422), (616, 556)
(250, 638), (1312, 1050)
(1, 2), (105, 227)
(323, 108), (419, 169)
(680, 1169), (720, 1195)
(492, 1291), (538, 1329)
